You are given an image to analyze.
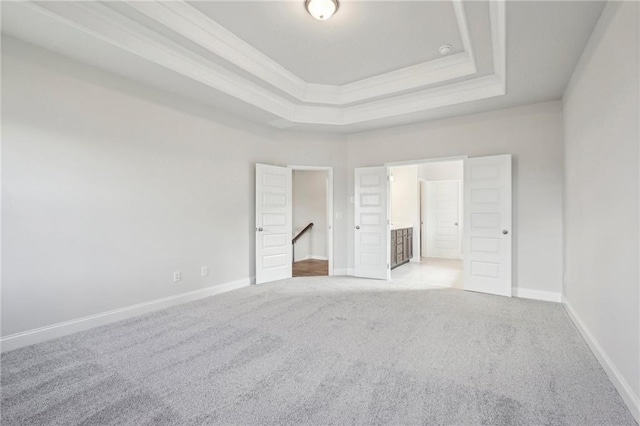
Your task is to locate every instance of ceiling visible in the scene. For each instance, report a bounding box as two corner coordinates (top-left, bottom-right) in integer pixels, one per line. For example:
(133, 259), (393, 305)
(1, 1), (605, 134)
(189, 1), (465, 85)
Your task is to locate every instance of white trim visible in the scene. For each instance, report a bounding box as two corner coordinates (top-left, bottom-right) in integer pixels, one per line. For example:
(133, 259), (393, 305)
(330, 53), (476, 105)
(310, 255), (329, 261)
(489, 0), (507, 89)
(386, 155), (469, 167)
(288, 165), (333, 171)
(386, 156), (467, 281)
(0, 278), (252, 353)
(12, 1), (507, 127)
(513, 288), (562, 303)
(333, 268), (349, 276)
(452, 0), (476, 70)
(338, 75), (505, 126)
(289, 165), (334, 276)
(129, 1), (306, 100)
(294, 255), (329, 262)
(19, 2), (295, 118)
(129, 0), (478, 106)
(563, 298), (640, 423)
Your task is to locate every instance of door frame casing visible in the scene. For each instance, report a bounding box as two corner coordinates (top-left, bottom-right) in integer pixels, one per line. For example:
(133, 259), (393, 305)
(288, 165), (334, 276)
(385, 156), (468, 285)
(386, 155), (469, 167)
(362, 154), (511, 297)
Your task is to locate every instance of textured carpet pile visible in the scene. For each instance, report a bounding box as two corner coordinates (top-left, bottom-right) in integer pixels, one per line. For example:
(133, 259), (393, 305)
(1, 276), (636, 425)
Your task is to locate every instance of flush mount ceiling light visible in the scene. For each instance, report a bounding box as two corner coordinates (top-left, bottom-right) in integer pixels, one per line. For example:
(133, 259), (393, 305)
(305, 0), (338, 21)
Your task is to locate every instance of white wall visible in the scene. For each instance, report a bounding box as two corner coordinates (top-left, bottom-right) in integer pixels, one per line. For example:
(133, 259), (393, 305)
(292, 170), (327, 261)
(562, 1), (639, 419)
(347, 101), (565, 298)
(389, 165), (419, 261)
(1, 38), (349, 337)
(418, 160), (463, 181)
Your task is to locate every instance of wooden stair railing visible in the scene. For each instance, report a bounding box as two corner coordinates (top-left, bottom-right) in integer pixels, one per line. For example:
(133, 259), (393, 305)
(292, 223), (313, 262)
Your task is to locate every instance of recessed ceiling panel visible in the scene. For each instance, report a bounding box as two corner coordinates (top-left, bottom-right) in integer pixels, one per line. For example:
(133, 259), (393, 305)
(188, 1), (464, 85)
(1, 0), (606, 133)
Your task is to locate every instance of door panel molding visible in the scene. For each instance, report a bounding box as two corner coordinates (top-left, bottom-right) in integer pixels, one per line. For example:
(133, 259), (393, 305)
(354, 166), (390, 280)
(463, 155), (512, 297)
(256, 163), (292, 284)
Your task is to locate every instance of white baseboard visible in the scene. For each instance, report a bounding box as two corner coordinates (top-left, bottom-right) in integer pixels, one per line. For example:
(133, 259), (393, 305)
(0, 278), (252, 353)
(295, 255), (328, 262)
(563, 298), (640, 423)
(513, 288), (562, 303)
(333, 268), (349, 276)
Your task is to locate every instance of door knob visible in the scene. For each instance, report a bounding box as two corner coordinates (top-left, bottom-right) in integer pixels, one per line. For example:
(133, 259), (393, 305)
(355, 226), (360, 230)
(502, 230), (508, 235)
(257, 227), (263, 232)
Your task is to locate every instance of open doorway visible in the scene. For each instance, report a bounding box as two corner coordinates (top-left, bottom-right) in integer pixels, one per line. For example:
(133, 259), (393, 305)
(388, 159), (464, 288)
(255, 163), (334, 284)
(354, 155), (511, 297)
(291, 167), (333, 277)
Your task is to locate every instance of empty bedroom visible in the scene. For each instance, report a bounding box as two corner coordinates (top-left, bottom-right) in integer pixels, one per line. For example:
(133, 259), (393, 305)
(1, 0), (639, 424)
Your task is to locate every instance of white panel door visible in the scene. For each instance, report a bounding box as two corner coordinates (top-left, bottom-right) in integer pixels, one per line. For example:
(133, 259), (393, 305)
(354, 166), (390, 280)
(463, 155), (512, 296)
(426, 180), (461, 259)
(255, 164), (292, 284)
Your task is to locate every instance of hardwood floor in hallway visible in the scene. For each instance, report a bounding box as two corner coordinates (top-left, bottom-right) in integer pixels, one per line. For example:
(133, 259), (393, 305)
(293, 259), (328, 277)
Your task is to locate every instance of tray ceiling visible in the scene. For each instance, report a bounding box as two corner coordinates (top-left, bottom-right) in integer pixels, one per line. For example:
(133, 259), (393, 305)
(1, 1), (605, 133)
(188, 1), (466, 85)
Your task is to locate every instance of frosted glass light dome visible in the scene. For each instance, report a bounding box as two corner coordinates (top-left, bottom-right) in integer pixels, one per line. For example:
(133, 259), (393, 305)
(305, 0), (338, 21)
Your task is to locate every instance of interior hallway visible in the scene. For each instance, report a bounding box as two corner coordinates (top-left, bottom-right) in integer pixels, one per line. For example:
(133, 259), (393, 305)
(293, 259), (328, 277)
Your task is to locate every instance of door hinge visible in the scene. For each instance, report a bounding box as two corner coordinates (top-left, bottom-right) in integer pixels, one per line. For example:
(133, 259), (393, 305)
(387, 263), (390, 269)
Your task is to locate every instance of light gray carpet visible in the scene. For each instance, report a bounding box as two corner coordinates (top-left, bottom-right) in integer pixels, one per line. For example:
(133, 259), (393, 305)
(1, 276), (636, 425)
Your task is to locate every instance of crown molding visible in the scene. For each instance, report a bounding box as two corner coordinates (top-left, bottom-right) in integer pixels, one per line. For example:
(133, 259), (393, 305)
(452, 0), (476, 67)
(126, 0), (478, 105)
(127, 1), (308, 100)
(490, 0), (507, 91)
(312, 52), (477, 105)
(13, 0), (506, 127)
(293, 74), (505, 125)
(20, 1), (296, 118)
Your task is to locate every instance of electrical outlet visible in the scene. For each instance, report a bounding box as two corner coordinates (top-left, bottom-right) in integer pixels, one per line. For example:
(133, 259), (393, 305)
(173, 271), (181, 282)
(201, 266), (209, 277)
